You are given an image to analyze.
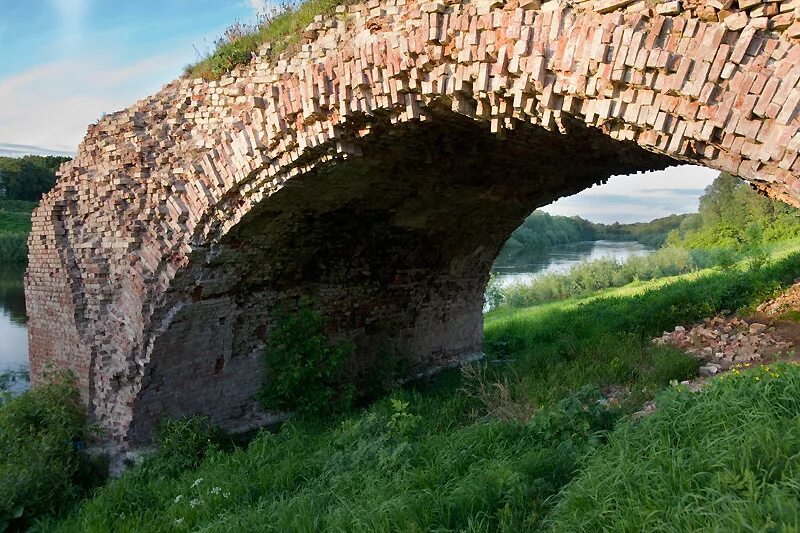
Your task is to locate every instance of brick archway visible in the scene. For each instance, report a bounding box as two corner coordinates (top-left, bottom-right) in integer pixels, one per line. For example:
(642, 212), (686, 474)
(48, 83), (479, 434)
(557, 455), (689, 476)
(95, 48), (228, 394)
(26, 0), (800, 443)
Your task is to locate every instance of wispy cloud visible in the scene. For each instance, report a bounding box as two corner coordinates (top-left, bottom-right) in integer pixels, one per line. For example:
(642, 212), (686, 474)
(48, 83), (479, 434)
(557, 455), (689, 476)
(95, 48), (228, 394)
(541, 166), (718, 223)
(52, 0), (89, 52)
(0, 143), (75, 158)
(0, 50), (185, 153)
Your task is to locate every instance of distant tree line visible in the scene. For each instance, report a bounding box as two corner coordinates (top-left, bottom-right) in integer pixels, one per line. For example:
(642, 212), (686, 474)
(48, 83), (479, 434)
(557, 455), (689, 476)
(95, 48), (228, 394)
(495, 211), (689, 266)
(0, 156), (70, 202)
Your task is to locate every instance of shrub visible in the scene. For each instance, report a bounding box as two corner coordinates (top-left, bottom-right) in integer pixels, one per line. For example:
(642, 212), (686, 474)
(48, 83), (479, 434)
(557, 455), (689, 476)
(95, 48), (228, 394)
(258, 301), (354, 416)
(713, 246), (738, 270)
(0, 232), (27, 263)
(139, 416), (232, 478)
(0, 376), (102, 530)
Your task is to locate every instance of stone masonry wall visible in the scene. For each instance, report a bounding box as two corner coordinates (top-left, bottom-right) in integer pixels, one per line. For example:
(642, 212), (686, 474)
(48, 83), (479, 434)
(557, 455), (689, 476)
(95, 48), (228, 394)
(25, 0), (800, 444)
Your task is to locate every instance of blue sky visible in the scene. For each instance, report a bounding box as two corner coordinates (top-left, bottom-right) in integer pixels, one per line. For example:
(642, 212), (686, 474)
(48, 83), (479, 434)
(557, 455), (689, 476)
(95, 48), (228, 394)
(0, 0), (717, 222)
(0, 0), (260, 155)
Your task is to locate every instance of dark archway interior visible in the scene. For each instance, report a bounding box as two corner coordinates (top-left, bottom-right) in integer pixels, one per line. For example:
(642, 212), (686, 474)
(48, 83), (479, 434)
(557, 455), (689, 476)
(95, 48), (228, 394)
(129, 109), (679, 440)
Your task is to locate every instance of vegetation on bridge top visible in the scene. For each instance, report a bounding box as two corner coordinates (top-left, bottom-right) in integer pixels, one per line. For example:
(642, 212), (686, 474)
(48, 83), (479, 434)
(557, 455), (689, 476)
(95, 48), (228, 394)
(184, 0), (349, 80)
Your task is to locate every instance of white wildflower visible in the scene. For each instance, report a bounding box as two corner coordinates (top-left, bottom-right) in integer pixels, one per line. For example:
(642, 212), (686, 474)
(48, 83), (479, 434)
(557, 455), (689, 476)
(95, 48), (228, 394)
(211, 486), (221, 495)
(190, 478), (203, 488)
(223, 492), (230, 498)
(174, 494), (183, 503)
(175, 518), (185, 525)
(190, 498), (202, 508)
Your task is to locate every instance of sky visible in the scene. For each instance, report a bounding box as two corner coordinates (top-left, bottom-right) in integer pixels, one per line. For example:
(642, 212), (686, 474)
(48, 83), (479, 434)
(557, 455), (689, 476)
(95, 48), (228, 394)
(541, 166), (717, 223)
(0, 0), (718, 222)
(0, 0), (262, 155)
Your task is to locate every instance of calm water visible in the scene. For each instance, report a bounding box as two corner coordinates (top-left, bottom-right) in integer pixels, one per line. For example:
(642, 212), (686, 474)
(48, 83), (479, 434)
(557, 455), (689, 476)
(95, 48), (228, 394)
(491, 240), (655, 289)
(0, 264), (28, 375)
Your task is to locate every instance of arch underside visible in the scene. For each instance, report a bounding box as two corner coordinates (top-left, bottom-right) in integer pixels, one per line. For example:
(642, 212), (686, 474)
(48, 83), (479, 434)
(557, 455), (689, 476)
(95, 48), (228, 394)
(128, 110), (676, 440)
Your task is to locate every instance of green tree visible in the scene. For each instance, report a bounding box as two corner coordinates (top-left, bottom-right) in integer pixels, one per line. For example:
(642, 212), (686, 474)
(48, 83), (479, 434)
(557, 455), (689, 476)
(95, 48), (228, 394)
(0, 156), (70, 201)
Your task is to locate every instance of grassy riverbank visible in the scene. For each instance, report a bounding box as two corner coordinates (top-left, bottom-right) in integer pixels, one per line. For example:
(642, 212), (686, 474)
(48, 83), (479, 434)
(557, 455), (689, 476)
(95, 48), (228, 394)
(23, 245), (800, 531)
(0, 200), (35, 263)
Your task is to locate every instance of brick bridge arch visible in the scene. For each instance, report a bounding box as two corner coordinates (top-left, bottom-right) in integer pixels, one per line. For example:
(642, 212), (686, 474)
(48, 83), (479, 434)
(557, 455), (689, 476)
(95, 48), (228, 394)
(26, 0), (800, 443)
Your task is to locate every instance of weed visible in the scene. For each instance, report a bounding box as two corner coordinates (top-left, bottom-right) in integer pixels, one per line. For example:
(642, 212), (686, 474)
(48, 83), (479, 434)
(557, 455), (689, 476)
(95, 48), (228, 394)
(139, 416), (233, 479)
(258, 300), (354, 416)
(458, 363), (536, 422)
(186, 0), (350, 80)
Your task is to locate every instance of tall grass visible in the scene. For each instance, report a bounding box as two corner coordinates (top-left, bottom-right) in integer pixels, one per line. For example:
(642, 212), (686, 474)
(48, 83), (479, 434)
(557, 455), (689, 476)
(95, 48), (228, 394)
(43, 251), (800, 531)
(495, 244), (780, 309)
(549, 363), (800, 532)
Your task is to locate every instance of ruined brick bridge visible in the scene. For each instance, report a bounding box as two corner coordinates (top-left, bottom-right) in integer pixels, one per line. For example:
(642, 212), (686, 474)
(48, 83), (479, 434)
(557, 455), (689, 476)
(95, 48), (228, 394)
(26, 0), (800, 444)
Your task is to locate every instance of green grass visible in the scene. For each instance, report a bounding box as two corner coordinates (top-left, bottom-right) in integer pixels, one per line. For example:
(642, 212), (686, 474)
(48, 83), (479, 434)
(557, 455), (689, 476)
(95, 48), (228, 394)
(40, 248), (800, 531)
(548, 362), (800, 532)
(0, 200), (34, 263)
(186, 0), (349, 80)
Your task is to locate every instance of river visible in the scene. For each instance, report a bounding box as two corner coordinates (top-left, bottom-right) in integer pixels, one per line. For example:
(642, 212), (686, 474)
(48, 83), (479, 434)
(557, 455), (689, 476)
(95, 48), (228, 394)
(0, 264), (29, 384)
(0, 240), (654, 378)
(491, 239), (655, 289)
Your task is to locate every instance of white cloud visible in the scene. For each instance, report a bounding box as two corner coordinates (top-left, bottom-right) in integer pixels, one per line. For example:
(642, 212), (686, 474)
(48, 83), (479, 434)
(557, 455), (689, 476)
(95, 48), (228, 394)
(540, 166), (718, 223)
(0, 51), (186, 153)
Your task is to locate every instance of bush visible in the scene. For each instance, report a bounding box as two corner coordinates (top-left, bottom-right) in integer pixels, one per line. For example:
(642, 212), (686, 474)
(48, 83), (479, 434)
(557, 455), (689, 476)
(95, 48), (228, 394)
(258, 301), (354, 416)
(0, 232), (27, 263)
(0, 376), (102, 530)
(548, 363), (800, 532)
(139, 416), (232, 479)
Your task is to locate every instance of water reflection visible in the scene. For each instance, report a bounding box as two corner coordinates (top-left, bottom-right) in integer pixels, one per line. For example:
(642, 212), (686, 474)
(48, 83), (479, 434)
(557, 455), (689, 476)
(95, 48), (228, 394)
(0, 263), (28, 374)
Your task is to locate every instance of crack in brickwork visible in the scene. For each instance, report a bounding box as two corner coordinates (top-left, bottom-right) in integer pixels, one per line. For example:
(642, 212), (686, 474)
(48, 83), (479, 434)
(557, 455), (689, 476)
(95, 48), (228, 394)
(25, 0), (800, 444)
